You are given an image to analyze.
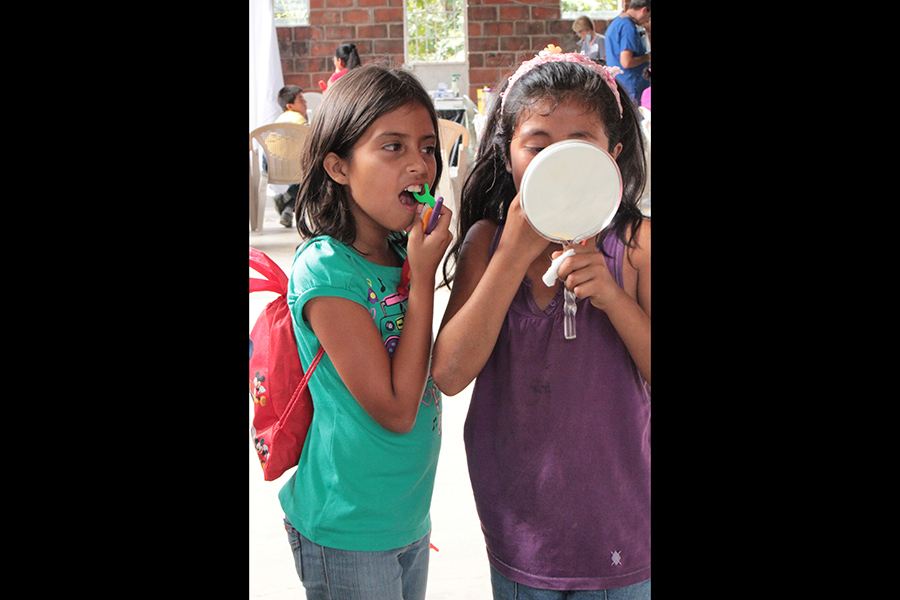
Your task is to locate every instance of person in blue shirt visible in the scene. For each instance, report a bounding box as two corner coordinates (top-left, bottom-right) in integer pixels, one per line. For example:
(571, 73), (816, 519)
(604, 0), (651, 105)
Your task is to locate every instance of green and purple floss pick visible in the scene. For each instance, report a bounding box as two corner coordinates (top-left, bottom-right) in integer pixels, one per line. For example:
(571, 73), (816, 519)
(412, 183), (443, 234)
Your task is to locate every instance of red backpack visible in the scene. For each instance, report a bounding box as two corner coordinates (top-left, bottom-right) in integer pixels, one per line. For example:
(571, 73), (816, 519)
(249, 247), (325, 481)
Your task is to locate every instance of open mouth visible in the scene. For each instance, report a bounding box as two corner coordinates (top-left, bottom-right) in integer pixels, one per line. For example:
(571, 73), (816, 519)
(399, 184), (423, 213)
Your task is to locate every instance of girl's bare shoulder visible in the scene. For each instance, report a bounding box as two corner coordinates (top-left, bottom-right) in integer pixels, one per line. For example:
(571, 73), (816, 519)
(451, 219), (500, 289)
(460, 219), (499, 257)
(626, 217), (651, 271)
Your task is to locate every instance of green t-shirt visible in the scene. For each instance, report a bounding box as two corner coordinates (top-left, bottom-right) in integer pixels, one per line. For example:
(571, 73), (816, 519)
(279, 235), (442, 551)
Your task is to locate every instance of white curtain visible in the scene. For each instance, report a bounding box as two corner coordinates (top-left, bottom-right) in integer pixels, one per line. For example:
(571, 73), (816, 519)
(249, 0), (285, 132)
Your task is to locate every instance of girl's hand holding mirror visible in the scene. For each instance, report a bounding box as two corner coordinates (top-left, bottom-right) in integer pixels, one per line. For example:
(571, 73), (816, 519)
(552, 244), (622, 311)
(498, 193), (555, 266)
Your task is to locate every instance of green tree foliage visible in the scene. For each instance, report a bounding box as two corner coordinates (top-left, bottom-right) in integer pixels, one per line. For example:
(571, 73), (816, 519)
(274, 0), (308, 26)
(405, 0), (465, 62)
(561, 0), (618, 17)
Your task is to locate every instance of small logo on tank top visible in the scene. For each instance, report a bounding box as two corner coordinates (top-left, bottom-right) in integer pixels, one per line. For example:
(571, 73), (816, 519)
(611, 550), (622, 566)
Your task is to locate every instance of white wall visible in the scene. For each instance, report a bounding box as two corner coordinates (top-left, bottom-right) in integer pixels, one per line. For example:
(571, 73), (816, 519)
(249, 0), (284, 131)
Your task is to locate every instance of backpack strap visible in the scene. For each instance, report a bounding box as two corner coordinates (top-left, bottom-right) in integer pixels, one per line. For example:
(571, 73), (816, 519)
(249, 277), (283, 295)
(249, 247), (289, 296)
(250, 247), (287, 295)
(249, 245), (326, 380)
(302, 345), (326, 384)
(284, 344), (326, 417)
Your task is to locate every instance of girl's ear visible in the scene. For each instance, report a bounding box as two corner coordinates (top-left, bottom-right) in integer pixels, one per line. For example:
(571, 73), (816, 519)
(323, 152), (349, 184)
(611, 142), (623, 160)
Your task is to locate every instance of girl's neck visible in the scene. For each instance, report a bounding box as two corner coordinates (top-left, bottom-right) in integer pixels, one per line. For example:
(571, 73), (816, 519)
(529, 241), (560, 270)
(529, 236), (600, 269)
(347, 199), (403, 266)
(351, 231), (399, 267)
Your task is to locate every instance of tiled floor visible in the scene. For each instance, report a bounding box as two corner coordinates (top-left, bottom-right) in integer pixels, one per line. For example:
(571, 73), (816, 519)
(249, 197), (492, 599)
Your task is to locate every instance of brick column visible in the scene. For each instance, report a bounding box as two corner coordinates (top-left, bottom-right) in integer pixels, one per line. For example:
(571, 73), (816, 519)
(277, 0), (406, 92)
(466, 0), (575, 100)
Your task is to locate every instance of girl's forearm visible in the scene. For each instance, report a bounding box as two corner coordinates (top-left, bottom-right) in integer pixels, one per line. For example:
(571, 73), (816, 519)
(387, 285), (435, 431)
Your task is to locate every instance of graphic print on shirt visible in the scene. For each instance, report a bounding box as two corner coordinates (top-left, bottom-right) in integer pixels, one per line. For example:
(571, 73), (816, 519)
(366, 278), (407, 356)
(420, 379), (442, 435)
(379, 291), (406, 355)
(364, 275), (439, 432)
(611, 550), (622, 566)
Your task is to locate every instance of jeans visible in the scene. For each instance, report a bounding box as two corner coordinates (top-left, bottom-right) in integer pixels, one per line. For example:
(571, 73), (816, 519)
(490, 565), (650, 600)
(284, 518), (430, 600)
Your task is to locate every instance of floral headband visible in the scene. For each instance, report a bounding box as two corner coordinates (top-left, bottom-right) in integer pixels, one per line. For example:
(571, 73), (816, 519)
(499, 44), (624, 117)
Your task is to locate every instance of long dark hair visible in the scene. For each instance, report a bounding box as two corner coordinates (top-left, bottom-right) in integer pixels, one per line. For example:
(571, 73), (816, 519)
(442, 60), (646, 287)
(336, 43), (361, 69)
(295, 65), (443, 244)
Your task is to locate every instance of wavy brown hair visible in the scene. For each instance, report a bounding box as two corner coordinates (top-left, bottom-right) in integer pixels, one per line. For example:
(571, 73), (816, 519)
(295, 65), (443, 245)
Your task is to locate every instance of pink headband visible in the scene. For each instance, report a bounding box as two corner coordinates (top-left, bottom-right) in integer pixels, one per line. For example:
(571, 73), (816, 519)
(499, 44), (624, 117)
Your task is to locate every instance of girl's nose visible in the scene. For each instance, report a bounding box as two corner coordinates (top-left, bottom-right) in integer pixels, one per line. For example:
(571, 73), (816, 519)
(407, 152), (428, 175)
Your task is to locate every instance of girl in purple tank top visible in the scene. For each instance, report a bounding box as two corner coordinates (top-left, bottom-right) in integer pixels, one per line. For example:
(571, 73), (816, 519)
(432, 46), (651, 598)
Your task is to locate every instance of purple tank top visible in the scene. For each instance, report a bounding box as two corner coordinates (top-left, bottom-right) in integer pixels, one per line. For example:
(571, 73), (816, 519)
(464, 226), (650, 590)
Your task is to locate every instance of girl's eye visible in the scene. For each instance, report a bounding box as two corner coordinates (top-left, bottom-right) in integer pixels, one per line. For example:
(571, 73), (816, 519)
(421, 145), (436, 156)
(383, 143), (402, 152)
(526, 147), (545, 155)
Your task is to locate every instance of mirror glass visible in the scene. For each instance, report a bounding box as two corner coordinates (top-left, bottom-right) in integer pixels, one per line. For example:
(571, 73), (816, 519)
(520, 139), (622, 244)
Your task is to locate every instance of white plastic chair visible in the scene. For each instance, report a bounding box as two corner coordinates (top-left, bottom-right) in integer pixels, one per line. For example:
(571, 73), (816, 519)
(249, 123), (310, 232)
(302, 92), (324, 123)
(639, 106), (651, 142)
(638, 107), (651, 217)
(436, 118), (470, 225)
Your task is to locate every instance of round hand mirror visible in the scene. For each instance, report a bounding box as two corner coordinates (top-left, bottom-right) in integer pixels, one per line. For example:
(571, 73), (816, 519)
(519, 140), (623, 339)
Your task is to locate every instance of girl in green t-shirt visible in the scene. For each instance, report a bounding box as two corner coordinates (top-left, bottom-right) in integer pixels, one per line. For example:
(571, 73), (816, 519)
(279, 65), (453, 600)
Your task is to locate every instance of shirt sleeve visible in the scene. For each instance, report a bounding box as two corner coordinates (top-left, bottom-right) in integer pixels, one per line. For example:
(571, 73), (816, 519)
(610, 20), (645, 57)
(289, 238), (369, 331)
(622, 22), (645, 55)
